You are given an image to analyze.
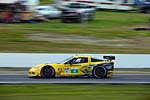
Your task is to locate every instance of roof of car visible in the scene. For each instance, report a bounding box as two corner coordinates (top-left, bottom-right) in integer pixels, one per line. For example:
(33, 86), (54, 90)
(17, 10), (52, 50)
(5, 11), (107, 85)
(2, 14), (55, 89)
(74, 55), (91, 58)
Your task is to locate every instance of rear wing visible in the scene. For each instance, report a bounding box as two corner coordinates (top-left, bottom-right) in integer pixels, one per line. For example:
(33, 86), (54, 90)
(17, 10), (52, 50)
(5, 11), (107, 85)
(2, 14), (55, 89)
(103, 56), (115, 60)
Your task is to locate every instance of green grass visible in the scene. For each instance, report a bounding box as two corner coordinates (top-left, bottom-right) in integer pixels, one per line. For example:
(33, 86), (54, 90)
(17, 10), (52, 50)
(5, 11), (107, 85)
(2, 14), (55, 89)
(1, 12), (149, 37)
(0, 84), (149, 100)
(0, 11), (150, 53)
(40, 0), (54, 4)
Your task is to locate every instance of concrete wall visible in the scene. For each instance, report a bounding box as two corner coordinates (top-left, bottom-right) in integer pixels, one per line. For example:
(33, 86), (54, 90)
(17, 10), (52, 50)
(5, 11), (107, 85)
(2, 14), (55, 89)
(0, 53), (150, 68)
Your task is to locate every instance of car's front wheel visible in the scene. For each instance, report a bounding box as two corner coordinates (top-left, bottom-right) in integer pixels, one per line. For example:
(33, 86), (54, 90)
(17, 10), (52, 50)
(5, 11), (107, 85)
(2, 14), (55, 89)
(41, 66), (55, 78)
(92, 66), (106, 78)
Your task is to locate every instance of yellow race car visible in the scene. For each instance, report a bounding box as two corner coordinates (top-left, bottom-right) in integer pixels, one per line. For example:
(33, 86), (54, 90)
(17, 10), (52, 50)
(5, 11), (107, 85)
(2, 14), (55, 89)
(29, 55), (115, 78)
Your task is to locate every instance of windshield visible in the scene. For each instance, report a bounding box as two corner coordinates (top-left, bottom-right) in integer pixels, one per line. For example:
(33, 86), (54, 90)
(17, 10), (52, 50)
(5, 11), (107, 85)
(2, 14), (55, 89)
(59, 56), (88, 64)
(58, 56), (74, 64)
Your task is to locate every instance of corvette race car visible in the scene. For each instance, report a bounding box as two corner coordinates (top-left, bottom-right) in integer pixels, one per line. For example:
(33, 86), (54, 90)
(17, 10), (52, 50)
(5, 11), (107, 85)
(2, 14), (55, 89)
(28, 55), (115, 78)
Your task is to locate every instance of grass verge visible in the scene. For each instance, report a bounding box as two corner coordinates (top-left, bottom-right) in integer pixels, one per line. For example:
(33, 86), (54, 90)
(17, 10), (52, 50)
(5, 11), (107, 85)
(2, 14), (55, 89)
(0, 11), (150, 53)
(0, 84), (149, 100)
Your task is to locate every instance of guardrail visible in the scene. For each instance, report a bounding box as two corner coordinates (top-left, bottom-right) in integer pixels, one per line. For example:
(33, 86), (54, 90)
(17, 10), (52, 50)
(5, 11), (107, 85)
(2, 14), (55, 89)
(0, 53), (149, 68)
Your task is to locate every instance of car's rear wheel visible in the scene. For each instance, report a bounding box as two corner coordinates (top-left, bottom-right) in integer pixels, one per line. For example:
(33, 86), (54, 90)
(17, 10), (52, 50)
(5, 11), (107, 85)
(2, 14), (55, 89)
(41, 66), (55, 78)
(92, 66), (106, 78)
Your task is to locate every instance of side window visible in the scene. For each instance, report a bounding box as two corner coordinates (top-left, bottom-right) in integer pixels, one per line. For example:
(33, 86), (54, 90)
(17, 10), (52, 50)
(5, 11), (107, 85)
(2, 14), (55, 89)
(65, 58), (77, 64)
(91, 58), (103, 62)
(74, 58), (88, 64)
(65, 57), (88, 64)
(81, 58), (88, 63)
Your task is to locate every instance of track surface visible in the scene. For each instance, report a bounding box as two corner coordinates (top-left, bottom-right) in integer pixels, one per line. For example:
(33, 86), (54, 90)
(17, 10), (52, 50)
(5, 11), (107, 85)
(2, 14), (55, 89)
(0, 74), (150, 84)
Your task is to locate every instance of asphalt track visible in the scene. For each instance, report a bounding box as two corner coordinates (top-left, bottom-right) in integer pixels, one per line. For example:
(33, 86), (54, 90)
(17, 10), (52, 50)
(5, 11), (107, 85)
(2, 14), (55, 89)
(0, 74), (150, 84)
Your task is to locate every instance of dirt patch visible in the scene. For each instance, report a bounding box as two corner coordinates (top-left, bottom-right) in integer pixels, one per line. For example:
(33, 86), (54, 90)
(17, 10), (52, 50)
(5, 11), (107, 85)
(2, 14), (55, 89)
(26, 33), (150, 48)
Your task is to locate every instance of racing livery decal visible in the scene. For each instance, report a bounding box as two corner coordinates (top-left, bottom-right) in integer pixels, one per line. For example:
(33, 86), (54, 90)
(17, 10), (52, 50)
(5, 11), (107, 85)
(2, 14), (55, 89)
(71, 68), (78, 73)
(64, 68), (70, 74)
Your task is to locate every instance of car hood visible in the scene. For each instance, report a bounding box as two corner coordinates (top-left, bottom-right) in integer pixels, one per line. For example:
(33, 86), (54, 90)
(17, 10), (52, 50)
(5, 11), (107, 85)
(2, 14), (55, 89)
(32, 63), (63, 69)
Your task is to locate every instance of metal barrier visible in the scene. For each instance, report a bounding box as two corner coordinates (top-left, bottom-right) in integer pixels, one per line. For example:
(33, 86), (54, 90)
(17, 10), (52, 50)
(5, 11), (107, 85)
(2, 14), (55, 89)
(0, 53), (149, 68)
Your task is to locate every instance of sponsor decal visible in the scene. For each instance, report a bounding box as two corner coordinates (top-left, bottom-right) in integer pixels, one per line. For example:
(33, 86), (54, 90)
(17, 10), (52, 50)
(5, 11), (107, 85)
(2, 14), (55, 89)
(71, 68), (78, 73)
(58, 68), (63, 74)
(64, 68), (70, 74)
(80, 65), (93, 73)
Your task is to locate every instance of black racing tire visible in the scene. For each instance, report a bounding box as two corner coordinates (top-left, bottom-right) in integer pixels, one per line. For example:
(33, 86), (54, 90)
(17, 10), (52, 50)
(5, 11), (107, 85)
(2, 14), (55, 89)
(92, 66), (107, 78)
(41, 66), (55, 78)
